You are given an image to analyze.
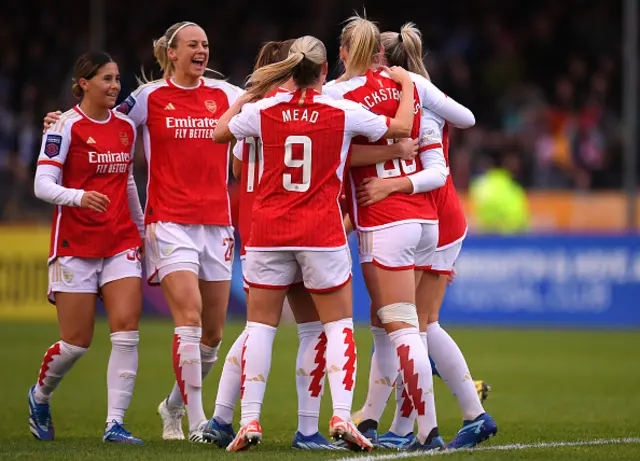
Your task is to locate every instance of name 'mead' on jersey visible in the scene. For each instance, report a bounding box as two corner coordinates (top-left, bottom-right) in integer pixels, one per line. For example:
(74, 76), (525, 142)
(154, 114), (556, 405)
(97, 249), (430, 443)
(229, 88), (390, 250)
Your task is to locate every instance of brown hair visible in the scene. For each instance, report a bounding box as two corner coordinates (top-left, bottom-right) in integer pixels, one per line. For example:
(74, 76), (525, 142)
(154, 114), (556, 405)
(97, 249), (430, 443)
(246, 36), (326, 100)
(381, 23), (429, 79)
(71, 52), (114, 98)
(254, 39), (296, 70)
(340, 15), (381, 79)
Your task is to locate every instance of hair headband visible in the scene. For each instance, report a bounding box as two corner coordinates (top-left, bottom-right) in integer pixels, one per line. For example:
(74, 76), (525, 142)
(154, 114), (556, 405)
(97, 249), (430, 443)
(168, 22), (198, 47)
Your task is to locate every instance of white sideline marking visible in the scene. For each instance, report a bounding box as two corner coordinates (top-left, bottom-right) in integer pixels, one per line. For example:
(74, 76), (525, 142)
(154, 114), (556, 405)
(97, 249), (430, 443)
(335, 437), (640, 461)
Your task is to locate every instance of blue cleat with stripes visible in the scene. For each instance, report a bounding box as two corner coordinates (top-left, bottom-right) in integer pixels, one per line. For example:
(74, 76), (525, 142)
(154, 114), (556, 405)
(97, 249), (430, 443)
(103, 421), (143, 444)
(292, 431), (346, 450)
(447, 413), (497, 449)
(28, 386), (54, 441)
(378, 431), (415, 449)
(203, 416), (236, 448)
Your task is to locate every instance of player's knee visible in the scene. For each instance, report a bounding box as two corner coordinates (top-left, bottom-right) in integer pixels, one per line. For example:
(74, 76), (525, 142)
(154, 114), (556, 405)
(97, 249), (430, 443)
(201, 328), (223, 348)
(110, 317), (139, 334)
(60, 332), (92, 349)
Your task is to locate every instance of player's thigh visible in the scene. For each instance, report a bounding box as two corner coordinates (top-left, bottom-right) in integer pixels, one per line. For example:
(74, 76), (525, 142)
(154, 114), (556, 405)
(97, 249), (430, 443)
(199, 279), (230, 347)
(296, 249), (353, 322)
(287, 282), (319, 324)
(245, 250), (297, 326)
(161, 269), (202, 326)
(415, 271), (444, 331)
(100, 249), (143, 333)
(200, 225), (234, 282)
(145, 222), (200, 285)
(49, 257), (99, 347)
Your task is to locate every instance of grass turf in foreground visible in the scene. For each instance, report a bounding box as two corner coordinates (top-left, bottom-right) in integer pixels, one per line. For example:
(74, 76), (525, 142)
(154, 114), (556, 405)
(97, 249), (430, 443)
(1, 320), (639, 460)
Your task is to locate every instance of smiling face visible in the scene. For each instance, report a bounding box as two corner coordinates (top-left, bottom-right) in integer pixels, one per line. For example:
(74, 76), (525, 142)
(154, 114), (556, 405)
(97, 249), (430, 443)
(79, 62), (121, 109)
(167, 25), (209, 80)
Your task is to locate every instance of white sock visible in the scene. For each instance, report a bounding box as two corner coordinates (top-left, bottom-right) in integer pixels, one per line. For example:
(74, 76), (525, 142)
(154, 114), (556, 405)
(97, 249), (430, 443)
(323, 318), (357, 420)
(389, 372), (416, 436)
(167, 342), (220, 411)
(172, 326), (207, 432)
(213, 328), (248, 424)
(296, 321), (326, 436)
(34, 341), (87, 404)
(106, 331), (139, 427)
(359, 326), (397, 425)
(427, 322), (484, 421)
(388, 327), (437, 444)
(240, 322), (277, 427)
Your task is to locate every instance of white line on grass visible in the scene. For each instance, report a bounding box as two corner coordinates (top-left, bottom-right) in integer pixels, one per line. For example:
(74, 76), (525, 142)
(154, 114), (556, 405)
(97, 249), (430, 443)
(336, 437), (640, 461)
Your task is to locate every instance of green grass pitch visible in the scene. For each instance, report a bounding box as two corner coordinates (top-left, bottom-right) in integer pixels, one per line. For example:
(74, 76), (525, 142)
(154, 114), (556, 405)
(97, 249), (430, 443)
(1, 319), (639, 460)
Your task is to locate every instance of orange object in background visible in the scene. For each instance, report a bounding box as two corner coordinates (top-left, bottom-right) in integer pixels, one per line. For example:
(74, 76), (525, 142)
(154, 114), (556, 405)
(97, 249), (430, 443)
(459, 192), (640, 232)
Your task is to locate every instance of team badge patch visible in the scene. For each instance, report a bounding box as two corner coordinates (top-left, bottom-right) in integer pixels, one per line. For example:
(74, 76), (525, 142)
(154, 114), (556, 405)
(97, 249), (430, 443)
(205, 100), (217, 113)
(119, 132), (129, 146)
(116, 95), (136, 115)
(44, 134), (62, 158)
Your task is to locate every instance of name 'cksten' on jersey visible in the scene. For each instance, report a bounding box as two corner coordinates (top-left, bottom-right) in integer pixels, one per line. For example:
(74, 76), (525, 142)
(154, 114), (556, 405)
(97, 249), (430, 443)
(88, 151), (132, 174)
(361, 87), (421, 114)
(166, 116), (218, 139)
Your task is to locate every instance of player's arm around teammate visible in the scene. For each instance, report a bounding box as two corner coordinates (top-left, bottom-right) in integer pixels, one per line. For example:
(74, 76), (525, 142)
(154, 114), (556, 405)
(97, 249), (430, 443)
(214, 36), (415, 453)
(29, 52), (144, 444)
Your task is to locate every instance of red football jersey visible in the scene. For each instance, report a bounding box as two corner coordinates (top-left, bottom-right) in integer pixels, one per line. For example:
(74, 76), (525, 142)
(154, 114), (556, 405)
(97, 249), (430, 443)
(419, 111), (467, 247)
(37, 107), (141, 260)
(228, 89), (390, 250)
(234, 137), (262, 256)
(323, 69), (437, 231)
(117, 78), (243, 226)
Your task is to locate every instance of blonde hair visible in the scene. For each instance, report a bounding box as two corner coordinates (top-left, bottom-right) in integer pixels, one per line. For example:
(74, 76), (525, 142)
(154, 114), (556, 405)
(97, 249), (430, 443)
(381, 23), (429, 79)
(141, 21), (221, 83)
(340, 15), (381, 79)
(246, 36), (326, 100)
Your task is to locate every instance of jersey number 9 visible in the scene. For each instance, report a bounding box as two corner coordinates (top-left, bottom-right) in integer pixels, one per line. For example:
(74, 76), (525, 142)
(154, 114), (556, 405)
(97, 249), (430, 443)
(283, 135), (312, 193)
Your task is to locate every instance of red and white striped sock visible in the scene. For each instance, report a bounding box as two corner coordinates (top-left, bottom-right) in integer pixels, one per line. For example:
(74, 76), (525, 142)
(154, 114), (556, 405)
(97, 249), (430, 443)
(323, 318), (357, 420)
(240, 322), (277, 427)
(213, 328), (248, 424)
(388, 327), (437, 444)
(172, 326), (206, 432)
(167, 341), (220, 410)
(296, 321), (326, 436)
(34, 340), (87, 404)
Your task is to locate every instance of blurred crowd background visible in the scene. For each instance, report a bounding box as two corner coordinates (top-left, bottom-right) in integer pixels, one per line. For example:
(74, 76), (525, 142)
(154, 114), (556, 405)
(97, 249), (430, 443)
(0, 0), (634, 228)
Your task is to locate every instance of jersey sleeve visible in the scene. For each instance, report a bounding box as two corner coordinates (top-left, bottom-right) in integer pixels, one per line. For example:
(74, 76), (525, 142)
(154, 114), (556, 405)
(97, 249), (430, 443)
(419, 111), (444, 151)
(410, 73), (475, 129)
(228, 102), (260, 141)
(115, 87), (150, 127)
(343, 101), (390, 142)
(232, 139), (244, 161)
(37, 122), (72, 167)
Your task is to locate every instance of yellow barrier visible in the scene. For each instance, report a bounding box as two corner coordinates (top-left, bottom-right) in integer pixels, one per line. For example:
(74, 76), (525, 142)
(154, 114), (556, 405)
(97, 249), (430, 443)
(0, 226), (54, 320)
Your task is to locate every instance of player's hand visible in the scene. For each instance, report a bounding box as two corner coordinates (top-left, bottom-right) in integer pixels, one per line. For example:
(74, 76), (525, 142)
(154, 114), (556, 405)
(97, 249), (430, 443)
(80, 191), (110, 212)
(382, 66), (411, 86)
(396, 138), (418, 161)
(356, 177), (394, 207)
(43, 111), (62, 133)
(447, 267), (457, 286)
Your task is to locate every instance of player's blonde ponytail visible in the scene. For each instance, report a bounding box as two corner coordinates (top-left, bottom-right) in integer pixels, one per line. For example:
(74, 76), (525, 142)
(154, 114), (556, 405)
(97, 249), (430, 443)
(381, 23), (430, 79)
(247, 36), (326, 100)
(340, 15), (381, 79)
(254, 39), (296, 70)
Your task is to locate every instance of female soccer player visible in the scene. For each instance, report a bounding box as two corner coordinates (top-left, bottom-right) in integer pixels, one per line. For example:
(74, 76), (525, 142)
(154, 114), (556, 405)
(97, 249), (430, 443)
(44, 22), (243, 442)
(213, 35), (416, 452)
(322, 15), (471, 451)
(29, 52), (144, 444)
(204, 39), (341, 451)
(356, 24), (497, 450)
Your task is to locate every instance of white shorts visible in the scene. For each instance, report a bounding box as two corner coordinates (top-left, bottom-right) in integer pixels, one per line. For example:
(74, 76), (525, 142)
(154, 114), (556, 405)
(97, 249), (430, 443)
(48, 248), (142, 302)
(358, 223), (438, 270)
(146, 222), (234, 284)
(244, 247), (351, 293)
(241, 255), (303, 292)
(423, 238), (464, 275)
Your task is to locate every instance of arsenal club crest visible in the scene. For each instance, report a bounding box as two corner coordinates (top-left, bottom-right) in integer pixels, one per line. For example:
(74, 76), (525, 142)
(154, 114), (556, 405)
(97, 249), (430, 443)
(205, 100), (217, 113)
(120, 132), (129, 146)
